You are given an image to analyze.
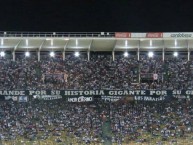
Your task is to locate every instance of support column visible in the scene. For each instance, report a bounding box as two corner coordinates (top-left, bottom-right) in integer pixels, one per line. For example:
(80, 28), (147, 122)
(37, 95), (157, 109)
(138, 40), (140, 83)
(138, 64), (141, 84)
(162, 48), (165, 62)
(187, 40), (190, 61)
(112, 51), (115, 61)
(38, 51), (40, 62)
(188, 51), (190, 61)
(138, 40), (140, 61)
(62, 51), (65, 60)
(12, 51), (15, 61)
(87, 51), (90, 61)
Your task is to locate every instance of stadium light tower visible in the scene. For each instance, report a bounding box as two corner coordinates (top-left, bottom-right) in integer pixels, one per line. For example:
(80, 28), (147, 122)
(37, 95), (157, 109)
(74, 51), (80, 57)
(123, 52), (129, 57)
(50, 51), (55, 57)
(25, 51), (30, 57)
(173, 52), (178, 57)
(148, 51), (154, 58)
(0, 51), (5, 57)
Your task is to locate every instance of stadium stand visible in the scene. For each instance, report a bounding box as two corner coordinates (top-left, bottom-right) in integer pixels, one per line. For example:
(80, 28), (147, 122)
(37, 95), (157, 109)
(0, 54), (192, 145)
(0, 32), (193, 144)
(0, 98), (192, 144)
(0, 54), (192, 90)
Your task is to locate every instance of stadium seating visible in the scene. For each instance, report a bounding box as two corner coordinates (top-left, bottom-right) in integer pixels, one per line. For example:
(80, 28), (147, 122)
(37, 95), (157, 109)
(0, 54), (192, 90)
(0, 98), (192, 144)
(0, 54), (193, 144)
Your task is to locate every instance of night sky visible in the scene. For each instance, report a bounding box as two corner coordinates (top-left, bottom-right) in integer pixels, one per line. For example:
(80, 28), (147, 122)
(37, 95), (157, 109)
(0, 0), (193, 32)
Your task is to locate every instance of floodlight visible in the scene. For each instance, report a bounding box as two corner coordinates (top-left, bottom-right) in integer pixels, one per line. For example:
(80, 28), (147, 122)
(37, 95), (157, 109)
(0, 51), (5, 57)
(148, 52), (154, 58)
(173, 52), (178, 57)
(50, 51), (55, 57)
(25, 51), (30, 57)
(74, 52), (80, 57)
(123, 52), (129, 57)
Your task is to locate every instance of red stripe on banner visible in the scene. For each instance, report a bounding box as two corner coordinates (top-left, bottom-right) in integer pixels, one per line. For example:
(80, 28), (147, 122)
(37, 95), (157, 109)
(146, 32), (163, 38)
(115, 32), (131, 38)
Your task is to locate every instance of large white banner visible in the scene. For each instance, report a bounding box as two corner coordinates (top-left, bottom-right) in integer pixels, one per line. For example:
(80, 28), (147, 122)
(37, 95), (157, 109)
(101, 96), (121, 102)
(34, 95), (62, 100)
(131, 33), (163, 38)
(68, 96), (93, 102)
(118, 32), (193, 38)
(134, 96), (166, 101)
(5, 96), (18, 101)
(18, 96), (28, 102)
(163, 32), (193, 38)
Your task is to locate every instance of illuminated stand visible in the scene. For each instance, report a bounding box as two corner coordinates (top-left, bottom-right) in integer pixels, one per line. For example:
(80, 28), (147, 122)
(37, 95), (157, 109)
(0, 32), (189, 65)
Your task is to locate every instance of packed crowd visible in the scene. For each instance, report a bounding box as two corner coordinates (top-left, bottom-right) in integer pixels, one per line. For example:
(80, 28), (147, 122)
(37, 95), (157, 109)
(0, 54), (193, 90)
(110, 98), (193, 143)
(0, 99), (102, 144)
(0, 98), (192, 144)
(0, 53), (193, 144)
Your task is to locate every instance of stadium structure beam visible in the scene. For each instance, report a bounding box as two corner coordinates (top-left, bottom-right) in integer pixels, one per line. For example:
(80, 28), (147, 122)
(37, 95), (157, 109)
(37, 51), (40, 62)
(137, 40), (140, 61)
(87, 39), (93, 61)
(62, 51), (65, 61)
(38, 40), (46, 61)
(12, 51), (15, 61)
(187, 40), (190, 61)
(14, 40), (22, 51)
(63, 39), (70, 60)
(88, 39), (93, 52)
(112, 40), (117, 61)
(87, 51), (90, 61)
(112, 51), (115, 61)
(39, 40), (46, 51)
(13, 40), (22, 61)
(138, 40), (141, 83)
(162, 40), (165, 62)
(112, 39), (117, 52)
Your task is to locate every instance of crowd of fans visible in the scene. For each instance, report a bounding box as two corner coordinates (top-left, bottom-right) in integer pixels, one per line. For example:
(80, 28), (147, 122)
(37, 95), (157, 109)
(110, 98), (193, 144)
(0, 99), (103, 144)
(0, 54), (193, 90)
(0, 53), (193, 144)
(0, 98), (192, 144)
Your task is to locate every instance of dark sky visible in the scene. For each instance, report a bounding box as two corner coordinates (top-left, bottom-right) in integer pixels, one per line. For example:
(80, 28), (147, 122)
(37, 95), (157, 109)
(0, 0), (193, 32)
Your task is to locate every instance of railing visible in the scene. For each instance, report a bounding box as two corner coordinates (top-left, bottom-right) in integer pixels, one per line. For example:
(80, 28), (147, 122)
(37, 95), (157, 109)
(0, 31), (115, 38)
(140, 73), (162, 80)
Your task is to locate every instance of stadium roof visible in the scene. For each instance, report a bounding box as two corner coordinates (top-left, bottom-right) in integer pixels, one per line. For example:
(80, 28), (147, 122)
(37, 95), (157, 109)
(0, 32), (193, 52)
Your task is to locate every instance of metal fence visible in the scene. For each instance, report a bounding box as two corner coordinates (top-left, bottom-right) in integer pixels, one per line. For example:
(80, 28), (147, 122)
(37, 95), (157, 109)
(0, 31), (115, 38)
